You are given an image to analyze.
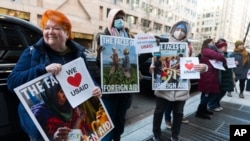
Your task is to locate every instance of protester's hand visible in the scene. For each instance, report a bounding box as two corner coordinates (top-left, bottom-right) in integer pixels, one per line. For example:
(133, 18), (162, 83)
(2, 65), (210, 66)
(149, 65), (154, 74)
(96, 46), (104, 54)
(53, 127), (71, 141)
(235, 61), (239, 65)
(194, 64), (208, 73)
(92, 86), (102, 98)
(45, 63), (62, 75)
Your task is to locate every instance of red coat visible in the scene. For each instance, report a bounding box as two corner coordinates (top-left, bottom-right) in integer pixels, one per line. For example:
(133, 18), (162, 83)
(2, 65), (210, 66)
(198, 48), (226, 93)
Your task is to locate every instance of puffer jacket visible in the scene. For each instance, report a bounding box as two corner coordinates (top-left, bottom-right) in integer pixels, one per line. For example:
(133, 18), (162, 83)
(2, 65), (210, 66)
(197, 47), (226, 93)
(219, 52), (234, 92)
(154, 21), (192, 101)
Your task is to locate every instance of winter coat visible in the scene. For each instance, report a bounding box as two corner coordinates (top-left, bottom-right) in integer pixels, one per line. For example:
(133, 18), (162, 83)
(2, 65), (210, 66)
(197, 47), (226, 93)
(230, 51), (250, 80)
(154, 21), (192, 101)
(7, 38), (93, 138)
(7, 38), (91, 90)
(219, 52), (234, 92)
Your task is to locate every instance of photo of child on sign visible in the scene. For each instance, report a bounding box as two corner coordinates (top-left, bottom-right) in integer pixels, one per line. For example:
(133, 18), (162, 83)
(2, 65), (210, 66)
(100, 35), (139, 94)
(14, 73), (114, 141)
(152, 42), (189, 90)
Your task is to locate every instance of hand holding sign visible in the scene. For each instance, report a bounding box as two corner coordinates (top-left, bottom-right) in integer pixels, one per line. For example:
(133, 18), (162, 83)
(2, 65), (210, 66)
(180, 57), (200, 79)
(56, 57), (95, 108)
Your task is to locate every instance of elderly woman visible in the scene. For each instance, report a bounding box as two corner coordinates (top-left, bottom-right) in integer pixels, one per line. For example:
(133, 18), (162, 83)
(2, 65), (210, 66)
(7, 9), (102, 140)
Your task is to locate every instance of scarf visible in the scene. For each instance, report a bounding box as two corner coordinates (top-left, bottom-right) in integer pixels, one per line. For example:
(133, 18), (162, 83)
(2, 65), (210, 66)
(110, 27), (128, 37)
(234, 47), (249, 66)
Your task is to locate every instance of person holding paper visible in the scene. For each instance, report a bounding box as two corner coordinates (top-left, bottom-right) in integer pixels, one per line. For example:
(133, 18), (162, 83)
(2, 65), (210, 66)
(151, 21), (208, 141)
(195, 38), (226, 120)
(230, 40), (250, 98)
(96, 8), (134, 141)
(7, 9), (102, 141)
(207, 39), (234, 112)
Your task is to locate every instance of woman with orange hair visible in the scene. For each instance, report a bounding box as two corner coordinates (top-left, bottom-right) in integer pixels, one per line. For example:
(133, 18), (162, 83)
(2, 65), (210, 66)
(7, 9), (102, 140)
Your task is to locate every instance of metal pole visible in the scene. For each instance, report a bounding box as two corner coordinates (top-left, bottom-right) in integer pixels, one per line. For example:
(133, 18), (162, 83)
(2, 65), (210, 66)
(243, 22), (250, 43)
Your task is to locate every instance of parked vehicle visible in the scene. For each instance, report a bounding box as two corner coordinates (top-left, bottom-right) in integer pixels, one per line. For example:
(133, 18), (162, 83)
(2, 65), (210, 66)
(0, 14), (42, 140)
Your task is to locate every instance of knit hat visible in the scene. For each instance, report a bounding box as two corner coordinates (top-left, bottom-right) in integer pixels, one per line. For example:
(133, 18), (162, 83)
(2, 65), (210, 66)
(235, 40), (244, 47)
(176, 23), (187, 34)
(216, 42), (227, 49)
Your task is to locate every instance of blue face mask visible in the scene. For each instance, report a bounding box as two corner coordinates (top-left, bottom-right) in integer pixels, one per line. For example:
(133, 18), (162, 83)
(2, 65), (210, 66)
(114, 19), (124, 29)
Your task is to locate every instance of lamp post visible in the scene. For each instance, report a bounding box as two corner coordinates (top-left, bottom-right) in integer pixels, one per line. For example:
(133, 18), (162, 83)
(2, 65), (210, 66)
(243, 22), (250, 43)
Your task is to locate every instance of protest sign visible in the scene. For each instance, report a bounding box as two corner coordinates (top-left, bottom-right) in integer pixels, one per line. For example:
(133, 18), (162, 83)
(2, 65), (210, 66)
(134, 33), (159, 54)
(14, 73), (113, 141)
(100, 35), (139, 94)
(152, 42), (189, 90)
(56, 57), (95, 108)
(180, 57), (200, 79)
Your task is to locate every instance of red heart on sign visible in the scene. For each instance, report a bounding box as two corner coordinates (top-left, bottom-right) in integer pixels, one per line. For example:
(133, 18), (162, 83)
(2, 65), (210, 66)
(185, 63), (194, 70)
(67, 73), (82, 87)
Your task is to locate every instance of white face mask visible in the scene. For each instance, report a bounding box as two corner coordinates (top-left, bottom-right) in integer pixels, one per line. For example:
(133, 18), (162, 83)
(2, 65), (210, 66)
(173, 31), (186, 40)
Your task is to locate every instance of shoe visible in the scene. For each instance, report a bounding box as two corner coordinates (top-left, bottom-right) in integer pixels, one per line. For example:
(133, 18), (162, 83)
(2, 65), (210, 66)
(165, 120), (172, 129)
(219, 107), (223, 111)
(195, 104), (211, 120)
(227, 92), (232, 97)
(182, 119), (189, 124)
(153, 136), (160, 141)
(212, 107), (221, 112)
(170, 136), (179, 141)
(239, 93), (244, 98)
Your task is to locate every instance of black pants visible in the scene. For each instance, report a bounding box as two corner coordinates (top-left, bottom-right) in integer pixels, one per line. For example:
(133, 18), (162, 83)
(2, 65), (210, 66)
(153, 97), (185, 139)
(238, 79), (246, 93)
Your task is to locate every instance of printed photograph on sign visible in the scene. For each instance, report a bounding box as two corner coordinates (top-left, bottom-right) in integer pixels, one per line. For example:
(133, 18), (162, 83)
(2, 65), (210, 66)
(100, 35), (139, 94)
(14, 73), (114, 141)
(152, 42), (189, 90)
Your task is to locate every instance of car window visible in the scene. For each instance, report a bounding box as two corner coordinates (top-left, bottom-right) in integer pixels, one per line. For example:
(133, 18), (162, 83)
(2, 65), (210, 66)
(0, 21), (41, 63)
(0, 22), (24, 48)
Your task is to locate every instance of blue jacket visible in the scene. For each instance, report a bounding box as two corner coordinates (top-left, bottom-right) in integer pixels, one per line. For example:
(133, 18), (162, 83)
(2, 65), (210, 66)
(7, 38), (92, 139)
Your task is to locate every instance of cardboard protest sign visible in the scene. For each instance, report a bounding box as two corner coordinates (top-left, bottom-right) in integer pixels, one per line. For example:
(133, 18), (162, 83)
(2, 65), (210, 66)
(100, 35), (139, 94)
(14, 73), (114, 141)
(152, 42), (189, 90)
(56, 57), (95, 108)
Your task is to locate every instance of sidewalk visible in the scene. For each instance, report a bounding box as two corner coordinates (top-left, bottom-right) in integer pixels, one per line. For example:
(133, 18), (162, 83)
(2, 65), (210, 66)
(121, 88), (250, 141)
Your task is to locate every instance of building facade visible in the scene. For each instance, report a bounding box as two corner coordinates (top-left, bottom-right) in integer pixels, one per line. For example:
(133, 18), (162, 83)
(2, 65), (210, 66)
(0, 0), (198, 53)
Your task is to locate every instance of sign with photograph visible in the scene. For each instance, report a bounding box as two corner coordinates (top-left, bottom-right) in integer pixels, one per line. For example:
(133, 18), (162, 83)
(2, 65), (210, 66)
(152, 42), (189, 90)
(14, 73), (114, 141)
(100, 35), (139, 94)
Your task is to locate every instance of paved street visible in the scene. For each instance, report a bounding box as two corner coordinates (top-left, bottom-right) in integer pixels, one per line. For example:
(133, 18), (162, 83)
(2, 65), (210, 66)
(121, 82), (250, 141)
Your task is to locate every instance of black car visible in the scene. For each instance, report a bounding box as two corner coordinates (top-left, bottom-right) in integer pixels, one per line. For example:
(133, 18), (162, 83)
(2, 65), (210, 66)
(0, 14), (42, 140)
